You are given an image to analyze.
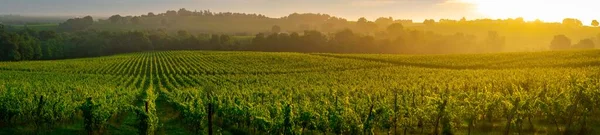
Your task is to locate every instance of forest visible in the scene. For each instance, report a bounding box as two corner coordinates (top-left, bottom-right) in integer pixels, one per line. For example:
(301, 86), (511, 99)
(0, 9), (598, 61)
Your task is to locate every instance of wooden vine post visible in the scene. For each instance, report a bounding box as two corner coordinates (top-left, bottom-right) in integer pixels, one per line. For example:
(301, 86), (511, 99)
(207, 89), (214, 135)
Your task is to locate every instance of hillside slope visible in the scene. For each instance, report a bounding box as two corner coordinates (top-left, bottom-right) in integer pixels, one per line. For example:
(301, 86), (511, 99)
(0, 50), (599, 134)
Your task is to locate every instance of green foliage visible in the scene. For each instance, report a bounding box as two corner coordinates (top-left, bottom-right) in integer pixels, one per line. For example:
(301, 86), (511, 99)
(80, 97), (101, 134)
(0, 29), (248, 61)
(423, 19), (436, 25)
(386, 23), (404, 35)
(0, 71), (142, 134)
(592, 20), (599, 27)
(0, 50), (599, 134)
(551, 35), (572, 50)
(573, 38), (595, 49)
(271, 25), (281, 34)
(136, 88), (158, 135)
(58, 16), (93, 32)
(8, 14), (600, 62)
(563, 18), (583, 27)
(9, 9), (599, 54)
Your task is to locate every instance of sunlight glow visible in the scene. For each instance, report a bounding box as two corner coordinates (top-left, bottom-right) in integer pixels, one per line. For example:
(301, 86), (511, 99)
(460, 0), (596, 24)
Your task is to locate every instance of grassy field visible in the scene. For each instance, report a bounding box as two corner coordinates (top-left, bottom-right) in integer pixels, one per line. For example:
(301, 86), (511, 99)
(0, 50), (599, 134)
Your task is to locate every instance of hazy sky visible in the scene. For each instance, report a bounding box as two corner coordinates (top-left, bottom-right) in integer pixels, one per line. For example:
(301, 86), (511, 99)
(0, 0), (598, 23)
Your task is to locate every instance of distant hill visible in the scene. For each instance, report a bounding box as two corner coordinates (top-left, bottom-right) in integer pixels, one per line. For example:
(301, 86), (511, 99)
(0, 15), (70, 25)
(87, 8), (414, 35)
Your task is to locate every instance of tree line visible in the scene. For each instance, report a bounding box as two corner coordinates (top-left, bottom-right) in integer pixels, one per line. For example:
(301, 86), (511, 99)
(550, 35), (596, 50)
(0, 15), (67, 25)
(1, 22), (505, 61)
(250, 25), (499, 54)
(62, 9), (417, 34)
(0, 24), (243, 61)
(48, 9), (600, 53)
(2, 17), (597, 61)
(55, 8), (600, 34)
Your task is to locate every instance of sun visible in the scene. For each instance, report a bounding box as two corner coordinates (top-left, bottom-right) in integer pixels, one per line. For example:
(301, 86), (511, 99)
(460, 0), (596, 23)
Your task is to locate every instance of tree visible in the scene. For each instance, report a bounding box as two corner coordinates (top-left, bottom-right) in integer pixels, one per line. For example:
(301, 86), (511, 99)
(0, 32), (21, 61)
(550, 35), (571, 50)
(116, 31), (152, 53)
(562, 18), (583, 27)
(251, 33), (267, 51)
(40, 36), (64, 59)
(58, 16), (94, 31)
(301, 30), (327, 52)
(165, 10), (177, 16)
(386, 23), (404, 36)
(592, 20), (599, 27)
(356, 17), (377, 33)
(147, 12), (156, 17)
(331, 29), (359, 52)
(358, 17), (368, 24)
(573, 39), (595, 49)
(485, 31), (505, 52)
(423, 19), (435, 26)
(38, 31), (56, 41)
(178, 8), (192, 16)
(271, 25), (281, 34)
(515, 17), (525, 23)
(109, 15), (123, 24)
(82, 16), (94, 26)
(320, 23), (335, 33)
(375, 17), (394, 27)
(177, 30), (190, 38)
(219, 35), (232, 49)
(131, 17), (141, 25)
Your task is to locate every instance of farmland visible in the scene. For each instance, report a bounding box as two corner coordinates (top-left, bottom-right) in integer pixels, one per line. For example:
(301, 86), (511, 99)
(0, 50), (599, 134)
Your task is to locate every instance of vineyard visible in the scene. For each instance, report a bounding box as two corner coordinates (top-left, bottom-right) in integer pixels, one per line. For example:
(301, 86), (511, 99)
(0, 50), (599, 134)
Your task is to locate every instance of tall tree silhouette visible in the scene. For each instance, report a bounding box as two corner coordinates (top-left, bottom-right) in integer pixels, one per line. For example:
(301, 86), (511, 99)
(573, 39), (594, 49)
(550, 35), (571, 50)
(272, 25), (281, 34)
(562, 18), (582, 27)
(592, 20), (599, 27)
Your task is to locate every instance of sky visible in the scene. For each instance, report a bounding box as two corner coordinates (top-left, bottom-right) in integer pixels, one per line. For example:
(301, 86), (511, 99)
(0, 0), (598, 23)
